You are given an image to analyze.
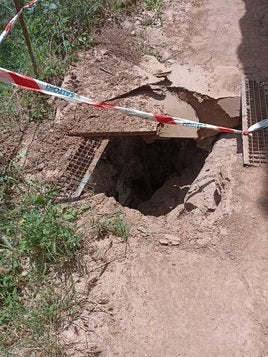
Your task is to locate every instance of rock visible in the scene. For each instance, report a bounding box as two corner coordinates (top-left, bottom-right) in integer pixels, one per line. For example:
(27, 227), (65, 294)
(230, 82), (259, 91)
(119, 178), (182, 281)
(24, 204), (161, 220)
(164, 234), (181, 246)
(184, 136), (237, 214)
(185, 178), (220, 212)
(164, 234), (180, 241)
(98, 297), (109, 305)
(159, 235), (181, 246)
(37, 162), (45, 171)
(158, 238), (169, 246)
(196, 236), (211, 247)
(136, 226), (147, 233)
(170, 241), (181, 246)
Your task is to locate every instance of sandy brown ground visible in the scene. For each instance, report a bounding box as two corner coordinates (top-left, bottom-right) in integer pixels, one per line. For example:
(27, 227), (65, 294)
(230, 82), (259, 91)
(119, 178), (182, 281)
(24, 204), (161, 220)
(1, 0), (268, 356)
(56, 1), (268, 356)
(60, 136), (268, 357)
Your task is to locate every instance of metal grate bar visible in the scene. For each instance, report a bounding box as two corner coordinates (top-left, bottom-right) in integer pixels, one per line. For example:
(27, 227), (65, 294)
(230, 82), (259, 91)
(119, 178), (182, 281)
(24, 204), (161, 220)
(242, 79), (268, 166)
(57, 138), (108, 201)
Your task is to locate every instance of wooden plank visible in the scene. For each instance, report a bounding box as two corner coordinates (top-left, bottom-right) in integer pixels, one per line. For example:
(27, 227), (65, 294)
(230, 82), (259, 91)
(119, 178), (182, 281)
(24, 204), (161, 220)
(68, 130), (158, 138)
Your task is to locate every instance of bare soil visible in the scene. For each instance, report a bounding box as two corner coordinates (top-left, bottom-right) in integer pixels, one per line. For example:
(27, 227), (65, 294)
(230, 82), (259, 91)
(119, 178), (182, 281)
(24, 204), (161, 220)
(60, 137), (268, 357)
(1, 0), (268, 356)
(56, 1), (268, 356)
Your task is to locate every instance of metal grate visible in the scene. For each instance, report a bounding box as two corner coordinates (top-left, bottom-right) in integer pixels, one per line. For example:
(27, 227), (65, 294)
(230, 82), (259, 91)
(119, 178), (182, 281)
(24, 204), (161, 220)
(57, 138), (108, 201)
(242, 79), (268, 165)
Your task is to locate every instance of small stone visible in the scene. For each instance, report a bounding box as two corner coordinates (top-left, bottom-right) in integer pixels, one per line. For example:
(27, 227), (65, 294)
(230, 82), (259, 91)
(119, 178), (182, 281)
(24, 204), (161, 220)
(98, 297), (109, 305)
(158, 239), (169, 246)
(137, 226), (147, 233)
(130, 30), (136, 36)
(37, 163), (45, 171)
(170, 241), (181, 246)
(164, 234), (180, 241)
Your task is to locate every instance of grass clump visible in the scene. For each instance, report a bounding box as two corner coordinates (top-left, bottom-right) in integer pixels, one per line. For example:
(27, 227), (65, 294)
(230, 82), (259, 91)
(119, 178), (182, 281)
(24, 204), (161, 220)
(0, 161), (81, 355)
(92, 212), (130, 242)
(0, 0), (132, 353)
(0, 0), (121, 127)
(0, 0), (105, 78)
(19, 205), (80, 264)
(144, 0), (163, 26)
(145, 0), (163, 12)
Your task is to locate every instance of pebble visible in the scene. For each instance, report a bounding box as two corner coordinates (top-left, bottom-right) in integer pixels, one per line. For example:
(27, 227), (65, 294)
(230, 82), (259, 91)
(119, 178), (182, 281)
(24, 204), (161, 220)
(164, 234), (181, 245)
(170, 241), (181, 246)
(37, 163), (45, 171)
(158, 238), (169, 246)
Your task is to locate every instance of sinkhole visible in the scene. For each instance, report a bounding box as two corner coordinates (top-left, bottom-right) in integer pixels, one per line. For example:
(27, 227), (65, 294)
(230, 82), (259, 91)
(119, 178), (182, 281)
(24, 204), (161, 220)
(90, 137), (208, 217)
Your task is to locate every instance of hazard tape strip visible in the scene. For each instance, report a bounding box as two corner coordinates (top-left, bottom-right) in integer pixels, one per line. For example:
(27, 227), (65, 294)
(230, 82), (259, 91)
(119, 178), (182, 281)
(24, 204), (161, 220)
(0, 0), (38, 45)
(0, 66), (247, 135)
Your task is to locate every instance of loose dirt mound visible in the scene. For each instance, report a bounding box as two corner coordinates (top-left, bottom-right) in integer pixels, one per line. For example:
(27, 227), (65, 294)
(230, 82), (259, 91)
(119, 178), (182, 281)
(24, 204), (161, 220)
(59, 135), (268, 357)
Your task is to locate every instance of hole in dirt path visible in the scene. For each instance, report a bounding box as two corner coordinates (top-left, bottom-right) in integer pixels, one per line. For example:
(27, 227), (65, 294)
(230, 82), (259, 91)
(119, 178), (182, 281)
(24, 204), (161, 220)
(90, 137), (208, 217)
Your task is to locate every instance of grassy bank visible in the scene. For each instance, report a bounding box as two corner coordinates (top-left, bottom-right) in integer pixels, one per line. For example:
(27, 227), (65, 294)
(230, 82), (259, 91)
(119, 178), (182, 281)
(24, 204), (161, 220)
(0, 1), (121, 354)
(0, 0), (112, 127)
(0, 1), (140, 354)
(0, 160), (81, 355)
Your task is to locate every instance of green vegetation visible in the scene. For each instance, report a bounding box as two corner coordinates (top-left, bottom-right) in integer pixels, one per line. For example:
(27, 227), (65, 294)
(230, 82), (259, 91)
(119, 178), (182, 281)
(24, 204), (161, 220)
(0, 0), (104, 127)
(0, 0), (137, 78)
(0, 160), (81, 354)
(0, 0), (134, 354)
(92, 212), (130, 242)
(0, 0), (104, 78)
(145, 0), (163, 12)
(0, 0), (126, 126)
(144, 0), (163, 28)
(140, 41), (163, 62)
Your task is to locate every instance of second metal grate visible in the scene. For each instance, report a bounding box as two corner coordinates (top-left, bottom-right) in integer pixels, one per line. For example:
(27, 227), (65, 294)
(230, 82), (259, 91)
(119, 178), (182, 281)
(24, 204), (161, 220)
(242, 79), (268, 165)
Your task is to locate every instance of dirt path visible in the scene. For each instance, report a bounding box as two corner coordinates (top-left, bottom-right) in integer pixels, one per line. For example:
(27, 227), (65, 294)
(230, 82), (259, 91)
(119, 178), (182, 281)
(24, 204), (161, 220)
(62, 135), (267, 356)
(1, 0), (268, 356)
(36, 0), (268, 355)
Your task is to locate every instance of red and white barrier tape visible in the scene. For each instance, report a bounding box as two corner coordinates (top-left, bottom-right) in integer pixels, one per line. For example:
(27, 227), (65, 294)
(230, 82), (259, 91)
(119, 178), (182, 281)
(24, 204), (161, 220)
(0, 0), (38, 45)
(1, 1), (268, 136)
(0, 66), (257, 135)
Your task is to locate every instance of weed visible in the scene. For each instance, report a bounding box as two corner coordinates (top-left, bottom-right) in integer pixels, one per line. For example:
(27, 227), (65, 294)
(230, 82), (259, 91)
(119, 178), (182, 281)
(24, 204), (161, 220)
(0, 0), (108, 129)
(140, 42), (163, 62)
(92, 212), (130, 241)
(0, 0), (130, 354)
(19, 205), (80, 264)
(145, 0), (163, 12)
(0, 86), (55, 131)
(0, 0), (133, 131)
(0, 161), (81, 354)
(60, 203), (91, 223)
(144, 0), (163, 26)
(0, 280), (78, 355)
